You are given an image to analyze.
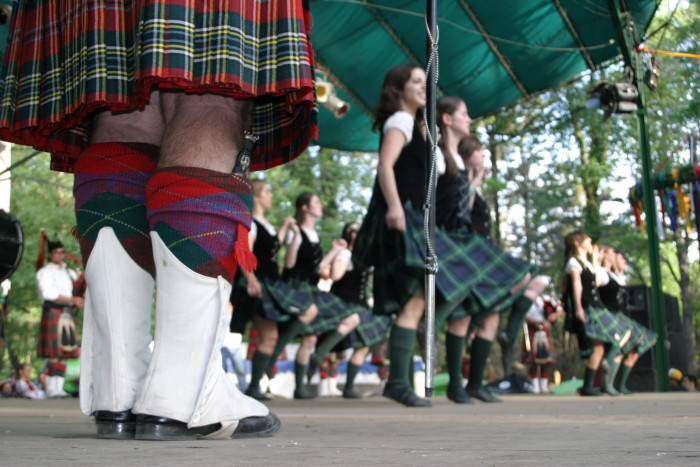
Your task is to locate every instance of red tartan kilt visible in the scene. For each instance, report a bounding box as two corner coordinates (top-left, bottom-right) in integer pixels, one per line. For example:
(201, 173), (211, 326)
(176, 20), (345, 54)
(0, 0), (316, 173)
(38, 306), (81, 359)
(522, 326), (555, 366)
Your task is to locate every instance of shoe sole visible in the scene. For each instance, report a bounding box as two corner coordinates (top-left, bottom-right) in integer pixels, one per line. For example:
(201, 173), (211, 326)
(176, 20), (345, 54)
(96, 421), (136, 440)
(134, 416), (280, 441)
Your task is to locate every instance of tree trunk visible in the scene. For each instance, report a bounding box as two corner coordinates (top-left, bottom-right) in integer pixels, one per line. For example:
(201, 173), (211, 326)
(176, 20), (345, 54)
(674, 231), (697, 377)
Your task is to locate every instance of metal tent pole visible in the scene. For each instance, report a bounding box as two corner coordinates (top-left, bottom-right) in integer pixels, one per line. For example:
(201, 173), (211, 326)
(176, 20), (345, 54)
(424, 0), (438, 397)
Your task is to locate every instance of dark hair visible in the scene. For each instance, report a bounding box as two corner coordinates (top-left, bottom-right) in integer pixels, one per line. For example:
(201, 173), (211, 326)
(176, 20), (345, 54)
(373, 64), (422, 132)
(294, 192), (317, 224)
(341, 222), (360, 246)
(561, 230), (588, 296)
(457, 135), (484, 167)
(437, 96), (465, 178)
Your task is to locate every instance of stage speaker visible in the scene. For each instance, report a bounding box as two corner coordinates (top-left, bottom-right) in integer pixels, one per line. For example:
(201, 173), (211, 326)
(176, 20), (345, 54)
(0, 210), (23, 282)
(624, 286), (686, 391)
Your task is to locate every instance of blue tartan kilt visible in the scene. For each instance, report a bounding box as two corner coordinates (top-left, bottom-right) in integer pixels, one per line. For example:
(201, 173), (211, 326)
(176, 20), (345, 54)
(231, 276), (313, 334)
(615, 312), (658, 356)
(336, 309), (394, 350)
(583, 306), (633, 348)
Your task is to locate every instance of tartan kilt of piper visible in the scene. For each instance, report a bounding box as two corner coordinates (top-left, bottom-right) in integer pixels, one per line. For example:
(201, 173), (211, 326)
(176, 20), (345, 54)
(0, 0), (316, 172)
(230, 276), (314, 334)
(38, 303), (80, 359)
(336, 309), (393, 350)
(615, 312), (658, 356)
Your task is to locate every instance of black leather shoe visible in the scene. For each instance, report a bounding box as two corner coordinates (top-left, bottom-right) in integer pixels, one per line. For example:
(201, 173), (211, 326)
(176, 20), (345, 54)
(578, 386), (603, 397)
(447, 386), (474, 404)
(134, 413), (280, 440)
(382, 385), (432, 407)
(467, 387), (503, 403)
(342, 388), (362, 399)
(94, 410), (136, 440)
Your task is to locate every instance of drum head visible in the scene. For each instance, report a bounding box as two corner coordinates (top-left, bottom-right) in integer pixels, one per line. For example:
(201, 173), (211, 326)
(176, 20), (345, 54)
(0, 210), (24, 282)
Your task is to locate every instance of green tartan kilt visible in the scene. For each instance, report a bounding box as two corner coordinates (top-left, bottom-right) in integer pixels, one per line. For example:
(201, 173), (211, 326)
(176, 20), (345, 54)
(354, 200), (476, 316)
(336, 309), (393, 350)
(230, 277), (314, 334)
(281, 279), (363, 335)
(615, 312), (658, 356)
(583, 306), (633, 348)
(439, 228), (535, 321)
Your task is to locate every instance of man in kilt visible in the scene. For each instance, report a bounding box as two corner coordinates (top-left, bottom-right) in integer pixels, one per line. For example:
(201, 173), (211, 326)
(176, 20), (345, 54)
(35, 238), (83, 398)
(0, 0), (316, 440)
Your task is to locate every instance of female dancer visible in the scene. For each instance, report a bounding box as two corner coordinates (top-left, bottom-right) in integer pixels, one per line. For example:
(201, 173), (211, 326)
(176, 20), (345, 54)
(563, 231), (631, 396)
(281, 192), (361, 399)
(327, 222), (393, 398)
(598, 247), (657, 394)
(435, 97), (536, 404)
(354, 65), (473, 407)
(231, 180), (319, 400)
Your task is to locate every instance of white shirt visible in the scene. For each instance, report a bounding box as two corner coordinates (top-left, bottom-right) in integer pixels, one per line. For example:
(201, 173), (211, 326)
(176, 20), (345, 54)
(436, 148), (465, 176)
(383, 111), (414, 145)
(36, 262), (77, 302)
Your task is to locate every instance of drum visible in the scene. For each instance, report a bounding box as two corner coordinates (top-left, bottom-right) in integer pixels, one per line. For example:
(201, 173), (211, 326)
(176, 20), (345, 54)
(0, 210), (24, 282)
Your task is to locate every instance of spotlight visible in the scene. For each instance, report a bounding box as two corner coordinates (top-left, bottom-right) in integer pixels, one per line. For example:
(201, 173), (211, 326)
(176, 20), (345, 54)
(587, 81), (639, 115)
(315, 79), (351, 119)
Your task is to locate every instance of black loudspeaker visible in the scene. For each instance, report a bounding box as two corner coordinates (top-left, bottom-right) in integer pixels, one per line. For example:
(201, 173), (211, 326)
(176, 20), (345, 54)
(624, 285), (686, 391)
(0, 210), (24, 282)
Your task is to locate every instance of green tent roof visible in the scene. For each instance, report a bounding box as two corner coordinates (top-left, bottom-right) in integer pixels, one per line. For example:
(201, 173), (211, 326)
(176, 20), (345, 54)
(310, 0), (658, 152)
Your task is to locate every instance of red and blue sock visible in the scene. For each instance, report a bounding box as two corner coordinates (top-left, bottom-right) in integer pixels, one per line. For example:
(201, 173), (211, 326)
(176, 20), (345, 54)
(73, 143), (159, 276)
(146, 167), (256, 282)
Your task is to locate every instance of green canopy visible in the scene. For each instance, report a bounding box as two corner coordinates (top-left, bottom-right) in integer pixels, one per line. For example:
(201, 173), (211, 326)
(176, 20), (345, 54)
(310, 0), (658, 152)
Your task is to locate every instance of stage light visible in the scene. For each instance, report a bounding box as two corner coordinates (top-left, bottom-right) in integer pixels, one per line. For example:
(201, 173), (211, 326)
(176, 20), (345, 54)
(587, 81), (639, 115)
(315, 78), (351, 119)
(644, 57), (660, 90)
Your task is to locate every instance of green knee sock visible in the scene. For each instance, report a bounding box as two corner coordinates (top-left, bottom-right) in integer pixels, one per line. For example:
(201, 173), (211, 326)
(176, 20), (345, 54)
(583, 366), (597, 390)
(247, 350), (272, 396)
(345, 362), (361, 392)
(312, 331), (345, 364)
(294, 361), (313, 396)
(266, 319), (306, 375)
(387, 325), (417, 390)
(617, 364), (634, 393)
(604, 348), (622, 393)
(467, 336), (493, 390)
(505, 296), (533, 343)
(446, 331), (466, 389)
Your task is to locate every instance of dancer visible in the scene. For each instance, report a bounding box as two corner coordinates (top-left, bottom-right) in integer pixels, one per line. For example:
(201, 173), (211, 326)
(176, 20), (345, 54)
(328, 222), (393, 399)
(435, 98), (534, 404)
(523, 295), (564, 394)
(562, 231), (631, 396)
(598, 247), (657, 394)
(280, 192), (361, 399)
(0, 0), (315, 440)
(354, 66), (473, 407)
(231, 180), (319, 400)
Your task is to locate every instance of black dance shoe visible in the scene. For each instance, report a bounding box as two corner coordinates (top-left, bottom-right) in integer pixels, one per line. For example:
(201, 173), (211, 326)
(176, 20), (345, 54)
(134, 413), (280, 441)
(578, 386), (603, 397)
(94, 410), (137, 440)
(382, 385), (432, 407)
(447, 386), (474, 404)
(293, 386), (317, 400)
(245, 387), (272, 401)
(342, 388), (363, 399)
(467, 387), (503, 403)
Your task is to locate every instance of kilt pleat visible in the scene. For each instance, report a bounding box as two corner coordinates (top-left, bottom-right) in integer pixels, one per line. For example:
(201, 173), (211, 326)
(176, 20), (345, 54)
(231, 276), (313, 334)
(304, 287), (364, 335)
(583, 306), (632, 348)
(0, 0), (316, 172)
(615, 312), (658, 356)
(337, 309), (393, 350)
